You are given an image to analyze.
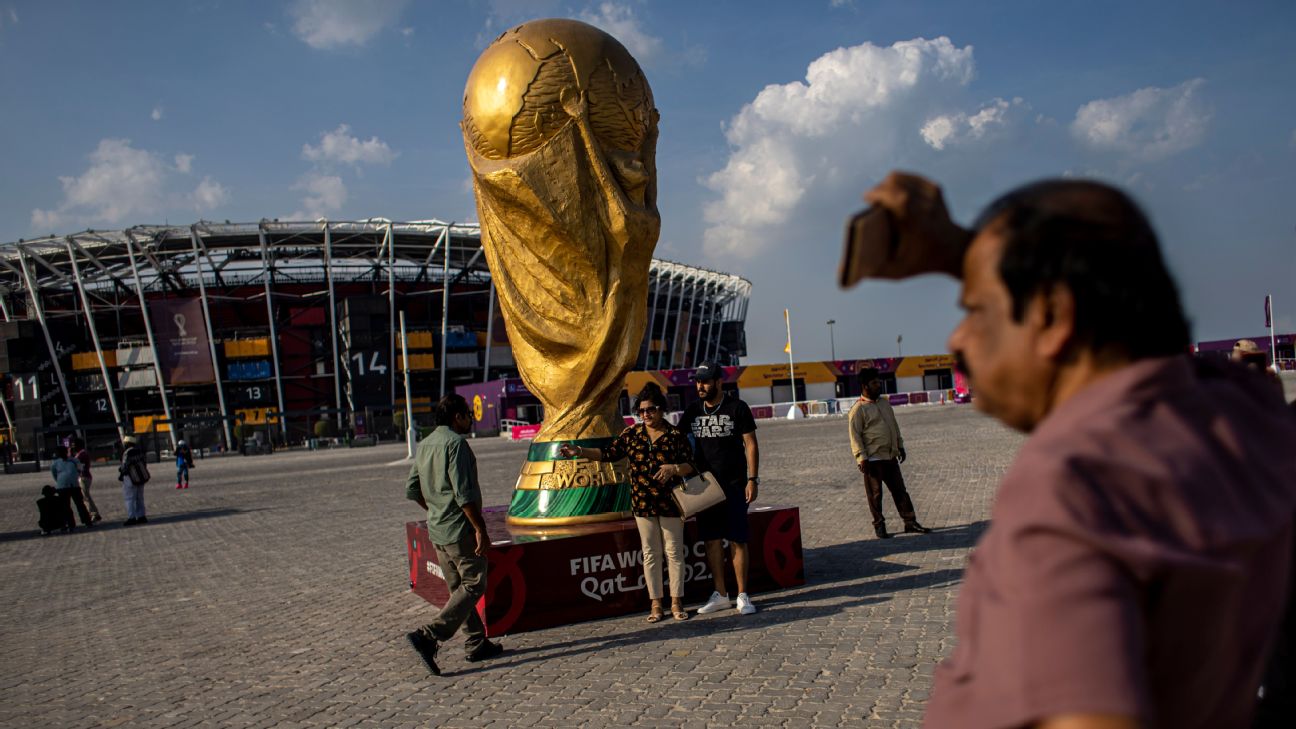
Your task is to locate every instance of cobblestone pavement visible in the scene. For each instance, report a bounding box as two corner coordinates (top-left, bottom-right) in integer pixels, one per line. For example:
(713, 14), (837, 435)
(0, 406), (1023, 728)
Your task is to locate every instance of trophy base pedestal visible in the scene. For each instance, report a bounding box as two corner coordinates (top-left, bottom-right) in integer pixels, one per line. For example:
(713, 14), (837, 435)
(406, 504), (805, 636)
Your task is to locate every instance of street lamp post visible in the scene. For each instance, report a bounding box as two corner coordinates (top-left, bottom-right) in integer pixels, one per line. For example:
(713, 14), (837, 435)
(897, 334), (903, 357)
(826, 319), (836, 361)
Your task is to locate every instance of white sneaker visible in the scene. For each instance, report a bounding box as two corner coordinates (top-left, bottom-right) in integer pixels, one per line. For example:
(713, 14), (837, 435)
(696, 591), (732, 614)
(736, 593), (756, 615)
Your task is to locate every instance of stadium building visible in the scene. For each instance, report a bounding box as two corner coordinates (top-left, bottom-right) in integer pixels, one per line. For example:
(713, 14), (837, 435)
(0, 220), (750, 457)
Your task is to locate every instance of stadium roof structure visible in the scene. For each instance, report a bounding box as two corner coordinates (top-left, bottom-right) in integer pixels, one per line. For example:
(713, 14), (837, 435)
(0, 219), (751, 316)
(0, 219), (752, 451)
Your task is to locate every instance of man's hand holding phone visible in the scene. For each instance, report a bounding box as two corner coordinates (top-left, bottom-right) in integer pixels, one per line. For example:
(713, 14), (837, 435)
(839, 171), (972, 287)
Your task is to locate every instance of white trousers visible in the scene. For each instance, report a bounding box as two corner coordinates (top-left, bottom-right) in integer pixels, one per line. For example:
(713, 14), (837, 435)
(122, 476), (146, 519)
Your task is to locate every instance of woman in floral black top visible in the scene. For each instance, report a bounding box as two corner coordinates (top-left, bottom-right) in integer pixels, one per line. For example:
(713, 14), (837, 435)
(560, 383), (695, 622)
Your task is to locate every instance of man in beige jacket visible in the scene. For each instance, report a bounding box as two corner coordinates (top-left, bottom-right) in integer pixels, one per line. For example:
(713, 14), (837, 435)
(848, 368), (931, 539)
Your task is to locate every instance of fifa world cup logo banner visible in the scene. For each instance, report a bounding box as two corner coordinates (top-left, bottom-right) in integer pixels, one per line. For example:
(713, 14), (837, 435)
(462, 18), (659, 526)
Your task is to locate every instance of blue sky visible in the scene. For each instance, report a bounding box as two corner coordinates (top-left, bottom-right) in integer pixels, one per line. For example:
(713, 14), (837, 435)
(2, 0), (1293, 364)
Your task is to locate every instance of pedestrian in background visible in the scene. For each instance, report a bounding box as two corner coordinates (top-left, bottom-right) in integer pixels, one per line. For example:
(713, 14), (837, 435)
(175, 439), (194, 489)
(70, 437), (102, 523)
(36, 485), (65, 535)
(847, 368), (931, 539)
(118, 435), (150, 526)
(50, 445), (93, 531)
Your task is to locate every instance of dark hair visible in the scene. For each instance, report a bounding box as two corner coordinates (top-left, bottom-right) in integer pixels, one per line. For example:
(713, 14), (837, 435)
(54, 445), (68, 459)
(859, 367), (880, 383)
(70, 437), (84, 450)
(42, 484), (57, 497)
(635, 382), (667, 411)
(974, 179), (1191, 360)
(435, 394), (470, 426)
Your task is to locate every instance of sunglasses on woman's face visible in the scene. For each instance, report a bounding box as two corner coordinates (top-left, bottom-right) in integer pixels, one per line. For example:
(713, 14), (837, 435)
(637, 406), (660, 415)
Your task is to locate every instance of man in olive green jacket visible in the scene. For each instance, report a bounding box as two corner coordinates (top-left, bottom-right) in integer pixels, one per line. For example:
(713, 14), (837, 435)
(405, 394), (503, 675)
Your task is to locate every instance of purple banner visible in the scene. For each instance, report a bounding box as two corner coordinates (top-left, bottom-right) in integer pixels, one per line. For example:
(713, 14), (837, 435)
(456, 381), (503, 432)
(504, 378), (532, 397)
(149, 298), (215, 384)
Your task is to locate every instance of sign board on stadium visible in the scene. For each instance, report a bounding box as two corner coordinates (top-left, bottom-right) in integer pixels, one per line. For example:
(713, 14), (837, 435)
(149, 299), (216, 385)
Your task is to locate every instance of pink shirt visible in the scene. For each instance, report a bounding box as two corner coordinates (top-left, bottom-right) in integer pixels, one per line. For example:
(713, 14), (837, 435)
(925, 356), (1296, 729)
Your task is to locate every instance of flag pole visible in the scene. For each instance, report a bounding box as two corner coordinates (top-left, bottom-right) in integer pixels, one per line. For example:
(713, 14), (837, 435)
(1268, 294), (1279, 373)
(401, 311), (415, 459)
(785, 308), (798, 416)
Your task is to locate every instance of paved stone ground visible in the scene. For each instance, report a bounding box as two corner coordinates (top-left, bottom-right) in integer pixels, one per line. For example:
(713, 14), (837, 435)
(0, 406), (1023, 728)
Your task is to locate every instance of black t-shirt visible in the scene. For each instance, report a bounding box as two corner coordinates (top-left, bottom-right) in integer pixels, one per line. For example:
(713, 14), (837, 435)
(680, 395), (756, 487)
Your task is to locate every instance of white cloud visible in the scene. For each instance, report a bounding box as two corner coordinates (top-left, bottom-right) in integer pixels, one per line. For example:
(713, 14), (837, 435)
(400, 27), (414, 37)
(1071, 78), (1210, 161)
(921, 97), (1028, 150)
(30, 139), (226, 231)
(289, 0), (409, 50)
(0, 7), (16, 28)
(578, 2), (662, 63)
(291, 125), (394, 219)
(702, 37), (982, 259)
(291, 174), (347, 219)
(302, 124), (396, 167)
(479, 0), (562, 42)
(151, 106), (163, 121)
(190, 177), (230, 211)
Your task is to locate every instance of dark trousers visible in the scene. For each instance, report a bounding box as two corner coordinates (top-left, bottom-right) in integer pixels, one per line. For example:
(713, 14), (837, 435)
(862, 459), (917, 528)
(57, 488), (92, 527)
(424, 534), (488, 653)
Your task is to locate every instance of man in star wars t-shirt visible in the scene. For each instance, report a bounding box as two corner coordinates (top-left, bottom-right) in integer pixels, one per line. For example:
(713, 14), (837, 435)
(679, 361), (761, 616)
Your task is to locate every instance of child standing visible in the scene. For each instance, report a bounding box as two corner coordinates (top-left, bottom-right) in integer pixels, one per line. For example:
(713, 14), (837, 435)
(175, 439), (193, 489)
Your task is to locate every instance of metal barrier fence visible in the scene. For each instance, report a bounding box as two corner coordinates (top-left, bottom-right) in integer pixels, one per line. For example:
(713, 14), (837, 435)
(749, 390), (969, 421)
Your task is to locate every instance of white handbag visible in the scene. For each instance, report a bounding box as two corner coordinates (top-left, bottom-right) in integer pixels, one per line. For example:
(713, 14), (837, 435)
(672, 470), (726, 519)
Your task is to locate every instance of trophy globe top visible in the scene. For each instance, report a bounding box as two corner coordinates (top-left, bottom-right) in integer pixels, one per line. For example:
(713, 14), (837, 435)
(463, 18), (655, 162)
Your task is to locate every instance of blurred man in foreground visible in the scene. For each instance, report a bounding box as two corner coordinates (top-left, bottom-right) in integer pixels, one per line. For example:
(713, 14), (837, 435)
(845, 172), (1296, 729)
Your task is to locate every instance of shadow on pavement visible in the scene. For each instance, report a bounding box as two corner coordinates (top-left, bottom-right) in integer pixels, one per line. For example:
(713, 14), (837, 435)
(444, 592), (892, 676)
(802, 520), (989, 583)
(410, 521), (988, 676)
(0, 507), (258, 544)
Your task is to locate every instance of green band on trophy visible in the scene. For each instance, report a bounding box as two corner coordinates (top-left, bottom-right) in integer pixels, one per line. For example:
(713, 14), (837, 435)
(506, 482), (632, 525)
(507, 436), (632, 525)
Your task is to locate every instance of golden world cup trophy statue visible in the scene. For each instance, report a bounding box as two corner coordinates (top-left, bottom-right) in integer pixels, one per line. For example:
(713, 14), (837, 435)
(462, 18), (659, 527)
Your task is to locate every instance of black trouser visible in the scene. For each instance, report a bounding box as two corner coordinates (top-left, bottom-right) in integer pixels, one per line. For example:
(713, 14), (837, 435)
(57, 488), (92, 527)
(862, 459), (917, 528)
